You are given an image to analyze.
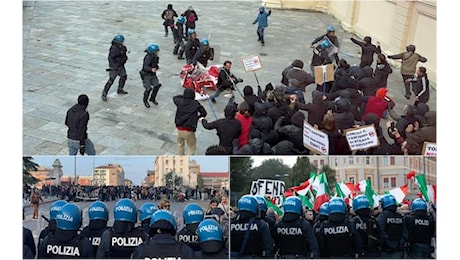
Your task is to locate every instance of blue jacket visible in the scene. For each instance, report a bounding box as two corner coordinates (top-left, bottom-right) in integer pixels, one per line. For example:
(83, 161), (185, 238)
(253, 7), (271, 28)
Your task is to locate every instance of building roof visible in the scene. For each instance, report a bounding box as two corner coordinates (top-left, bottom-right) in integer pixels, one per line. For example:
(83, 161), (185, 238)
(199, 172), (228, 178)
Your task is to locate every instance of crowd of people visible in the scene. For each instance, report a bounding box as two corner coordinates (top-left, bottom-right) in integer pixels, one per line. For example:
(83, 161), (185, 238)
(24, 194), (230, 259)
(230, 194), (436, 259)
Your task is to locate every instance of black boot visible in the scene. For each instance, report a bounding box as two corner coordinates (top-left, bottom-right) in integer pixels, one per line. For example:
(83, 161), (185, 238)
(143, 89), (151, 108)
(149, 84), (161, 105)
(117, 88), (128, 94)
(101, 81), (112, 102)
(117, 75), (128, 94)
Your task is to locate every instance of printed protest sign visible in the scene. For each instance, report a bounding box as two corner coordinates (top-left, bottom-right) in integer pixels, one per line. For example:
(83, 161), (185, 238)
(242, 54), (262, 72)
(250, 179), (285, 206)
(343, 125), (379, 151)
(303, 121), (329, 155)
(422, 142), (436, 157)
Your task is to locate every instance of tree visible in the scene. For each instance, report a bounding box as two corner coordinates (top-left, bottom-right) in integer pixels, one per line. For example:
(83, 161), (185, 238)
(23, 156), (39, 185)
(319, 164), (337, 192)
(197, 174), (204, 190)
(252, 158), (291, 181)
(230, 157), (253, 194)
(164, 171), (183, 189)
(288, 157), (316, 187)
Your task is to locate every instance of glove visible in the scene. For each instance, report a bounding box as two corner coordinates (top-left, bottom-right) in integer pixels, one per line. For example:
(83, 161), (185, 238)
(79, 145), (85, 155)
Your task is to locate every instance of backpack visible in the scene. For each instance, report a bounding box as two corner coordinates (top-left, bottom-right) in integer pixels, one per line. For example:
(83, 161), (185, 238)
(188, 12), (196, 23)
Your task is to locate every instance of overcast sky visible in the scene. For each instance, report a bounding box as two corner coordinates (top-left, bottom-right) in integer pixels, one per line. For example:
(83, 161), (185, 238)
(31, 156), (228, 185)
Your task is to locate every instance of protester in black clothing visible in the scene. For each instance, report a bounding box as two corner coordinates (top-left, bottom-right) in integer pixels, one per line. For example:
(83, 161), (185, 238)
(374, 54), (392, 88)
(161, 4), (178, 37)
(355, 113), (391, 155)
(102, 34), (128, 101)
(285, 59), (315, 92)
(267, 84), (297, 126)
(242, 85), (262, 116)
(140, 44), (162, 108)
(201, 103), (242, 155)
(406, 66), (430, 106)
(172, 16), (186, 59)
(250, 102), (278, 147)
(208, 60), (243, 104)
(235, 131), (274, 155)
(65, 94), (96, 155)
(182, 5), (199, 36)
(350, 35), (381, 68)
(332, 97), (355, 131)
(174, 88), (207, 155)
(274, 111), (308, 154)
(192, 38), (214, 67)
(297, 89), (335, 127)
(320, 112), (351, 155)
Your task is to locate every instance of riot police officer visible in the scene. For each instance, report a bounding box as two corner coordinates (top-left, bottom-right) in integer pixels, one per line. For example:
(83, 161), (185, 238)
(96, 198), (147, 258)
(230, 195), (274, 258)
(102, 34), (128, 101)
(81, 201), (110, 255)
(404, 198), (435, 258)
(317, 197), (365, 258)
(173, 16), (186, 59)
(138, 202), (158, 237)
(351, 195), (382, 258)
(38, 200), (68, 249)
(312, 202), (329, 238)
(140, 43), (162, 108)
(195, 218), (228, 259)
(377, 194), (407, 258)
(273, 196), (320, 258)
(176, 203), (204, 251)
(131, 210), (194, 258)
(184, 29), (201, 65)
(253, 195), (276, 233)
(192, 38), (214, 67)
(38, 203), (94, 258)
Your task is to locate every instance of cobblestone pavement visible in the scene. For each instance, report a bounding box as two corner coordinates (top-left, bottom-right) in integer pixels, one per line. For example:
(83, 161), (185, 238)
(23, 0), (436, 155)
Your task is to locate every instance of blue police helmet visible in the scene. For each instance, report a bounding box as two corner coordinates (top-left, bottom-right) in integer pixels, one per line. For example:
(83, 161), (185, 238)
(183, 203), (204, 224)
(321, 40), (332, 49)
(177, 16), (186, 24)
(283, 196), (302, 215)
(200, 38), (209, 46)
(197, 219), (223, 243)
(254, 195), (268, 212)
(147, 44), (160, 54)
(56, 203), (82, 231)
(49, 200), (68, 220)
(187, 29), (196, 36)
(380, 194), (397, 209)
(327, 26), (335, 32)
(237, 195), (258, 214)
(139, 202), (158, 222)
(150, 209), (177, 231)
(353, 195), (370, 212)
(411, 198), (428, 212)
(113, 34), (125, 44)
(319, 202), (329, 216)
(328, 197), (346, 214)
(114, 198), (138, 223)
(88, 201), (109, 221)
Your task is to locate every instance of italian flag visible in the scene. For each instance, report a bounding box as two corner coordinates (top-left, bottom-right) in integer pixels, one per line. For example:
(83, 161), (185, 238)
(386, 183), (408, 204)
(313, 172), (330, 211)
(359, 179), (380, 208)
(415, 173), (431, 202)
(264, 196), (283, 217)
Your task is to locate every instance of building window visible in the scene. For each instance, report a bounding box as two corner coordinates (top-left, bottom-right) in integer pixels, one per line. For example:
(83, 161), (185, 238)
(320, 159), (324, 166)
(390, 157), (395, 165)
(383, 177), (389, 188)
(165, 160), (168, 165)
(391, 177), (396, 188)
(334, 158), (338, 167)
(382, 156), (388, 166)
(348, 157), (354, 165)
(366, 157), (370, 164)
(348, 176), (355, 184)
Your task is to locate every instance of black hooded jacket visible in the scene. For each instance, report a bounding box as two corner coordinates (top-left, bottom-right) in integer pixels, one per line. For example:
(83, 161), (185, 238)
(108, 41), (128, 69)
(65, 103), (89, 144)
(297, 90), (334, 126)
(174, 88), (207, 132)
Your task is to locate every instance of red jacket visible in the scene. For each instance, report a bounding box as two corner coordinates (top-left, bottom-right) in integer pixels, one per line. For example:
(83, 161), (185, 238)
(362, 96), (395, 120)
(235, 113), (253, 149)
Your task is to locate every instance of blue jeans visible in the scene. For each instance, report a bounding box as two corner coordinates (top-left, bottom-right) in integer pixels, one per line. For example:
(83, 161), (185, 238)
(68, 138), (96, 155)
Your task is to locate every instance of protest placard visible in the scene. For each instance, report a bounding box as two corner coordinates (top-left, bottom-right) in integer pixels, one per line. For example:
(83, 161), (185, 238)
(242, 54), (262, 72)
(303, 121), (329, 155)
(343, 125), (379, 151)
(250, 179), (285, 206)
(422, 142), (436, 157)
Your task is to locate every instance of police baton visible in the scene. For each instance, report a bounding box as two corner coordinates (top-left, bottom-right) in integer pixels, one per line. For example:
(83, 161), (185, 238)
(41, 214), (50, 223)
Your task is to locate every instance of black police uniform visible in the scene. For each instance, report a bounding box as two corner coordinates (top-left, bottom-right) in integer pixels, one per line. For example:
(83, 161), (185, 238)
(80, 220), (109, 256)
(192, 46), (214, 67)
(230, 213), (274, 258)
(131, 233), (195, 259)
(38, 221), (57, 253)
(404, 211), (435, 258)
(102, 40), (128, 99)
(141, 51), (161, 107)
(37, 229), (95, 258)
(312, 215), (328, 238)
(23, 227), (36, 259)
(351, 213), (382, 257)
(272, 213), (320, 258)
(173, 22), (186, 58)
(377, 208), (407, 258)
(317, 214), (365, 258)
(194, 240), (229, 259)
(96, 221), (147, 258)
(184, 38), (201, 65)
(176, 224), (201, 251)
